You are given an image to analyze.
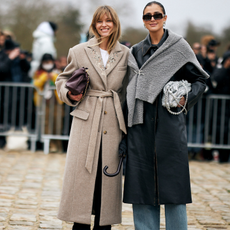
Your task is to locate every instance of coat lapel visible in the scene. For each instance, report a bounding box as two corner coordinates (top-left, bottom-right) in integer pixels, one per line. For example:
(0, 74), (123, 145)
(84, 38), (124, 87)
(105, 42), (124, 76)
(84, 37), (107, 87)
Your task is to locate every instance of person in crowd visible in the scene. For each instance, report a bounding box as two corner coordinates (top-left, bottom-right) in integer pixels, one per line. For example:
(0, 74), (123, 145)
(33, 53), (63, 153)
(0, 38), (30, 146)
(2, 30), (15, 41)
(0, 31), (7, 146)
(192, 42), (205, 67)
(192, 42), (201, 55)
(123, 2), (208, 230)
(0, 39), (30, 82)
(211, 51), (230, 163)
(0, 31), (6, 51)
(54, 56), (67, 74)
(53, 55), (69, 152)
(120, 41), (131, 48)
(29, 21), (58, 78)
(55, 5), (129, 230)
(198, 37), (220, 75)
(197, 37), (220, 160)
(58, 56), (67, 72)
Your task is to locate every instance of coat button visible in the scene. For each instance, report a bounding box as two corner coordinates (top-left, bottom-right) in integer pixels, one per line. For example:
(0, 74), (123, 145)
(104, 111), (107, 114)
(104, 131), (107, 134)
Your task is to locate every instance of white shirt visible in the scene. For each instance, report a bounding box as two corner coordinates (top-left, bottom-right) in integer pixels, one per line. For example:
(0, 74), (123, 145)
(100, 48), (109, 67)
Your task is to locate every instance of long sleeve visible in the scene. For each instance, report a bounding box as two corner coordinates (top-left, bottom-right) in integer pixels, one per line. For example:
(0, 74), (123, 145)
(55, 48), (79, 107)
(172, 62), (207, 112)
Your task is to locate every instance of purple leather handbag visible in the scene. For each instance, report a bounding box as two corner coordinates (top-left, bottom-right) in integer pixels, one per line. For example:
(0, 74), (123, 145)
(65, 67), (90, 99)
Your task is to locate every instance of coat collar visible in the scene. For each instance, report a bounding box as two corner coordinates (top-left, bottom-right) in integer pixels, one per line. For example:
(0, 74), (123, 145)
(128, 29), (182, 71)
(84, 37), (124, 87)
(142, 29), (168, 56)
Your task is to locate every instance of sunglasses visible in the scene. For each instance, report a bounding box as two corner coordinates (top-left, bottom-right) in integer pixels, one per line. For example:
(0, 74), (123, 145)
(143, 13), (165, 21)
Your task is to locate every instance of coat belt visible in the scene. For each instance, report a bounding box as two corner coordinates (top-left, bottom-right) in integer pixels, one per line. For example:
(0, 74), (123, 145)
(85, 89), (127, 173)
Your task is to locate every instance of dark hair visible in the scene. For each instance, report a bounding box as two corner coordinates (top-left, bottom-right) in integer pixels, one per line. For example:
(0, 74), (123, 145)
(48, 21), (58, 32)
(4, 39), (20, 51)
(41, 53), (54, 62)
(37, 53), (55, 71)
(143, 1), (166, 15)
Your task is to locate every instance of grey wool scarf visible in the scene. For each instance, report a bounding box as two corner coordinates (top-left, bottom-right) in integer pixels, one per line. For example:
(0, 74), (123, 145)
(127, 29), (209, 127)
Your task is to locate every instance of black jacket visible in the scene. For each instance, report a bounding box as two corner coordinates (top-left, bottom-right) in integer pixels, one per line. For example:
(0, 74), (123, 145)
(0, 50), (31, 83)
(0, 50), (12, 82)
(212, 67), (230, 95)
(123, 34), (207, 205)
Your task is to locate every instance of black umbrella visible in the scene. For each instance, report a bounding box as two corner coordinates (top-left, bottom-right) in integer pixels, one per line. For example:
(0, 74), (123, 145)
(103, 138), (127, 177)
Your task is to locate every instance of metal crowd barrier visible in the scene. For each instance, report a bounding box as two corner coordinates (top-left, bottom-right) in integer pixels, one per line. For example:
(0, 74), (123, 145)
(0, 83), (230, 153)
(40, 86), (73, 154)
(0, 83), (40, 152)
(187, 94), (230, 150)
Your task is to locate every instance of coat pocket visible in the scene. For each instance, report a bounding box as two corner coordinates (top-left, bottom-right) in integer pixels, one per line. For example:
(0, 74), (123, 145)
(70, 109), (89, 120)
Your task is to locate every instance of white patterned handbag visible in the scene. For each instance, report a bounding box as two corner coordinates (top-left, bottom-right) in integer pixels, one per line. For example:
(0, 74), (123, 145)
(162, 80), (191, 115)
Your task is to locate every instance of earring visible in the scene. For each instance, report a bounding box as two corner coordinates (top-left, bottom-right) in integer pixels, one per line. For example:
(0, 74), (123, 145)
(144, 24), (146, 28)
(163, 21), (166, 27)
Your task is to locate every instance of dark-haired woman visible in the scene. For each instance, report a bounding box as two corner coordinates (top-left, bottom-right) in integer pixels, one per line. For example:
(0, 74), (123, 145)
(123, 1), (209, 229)
(56, 5), (129, 230)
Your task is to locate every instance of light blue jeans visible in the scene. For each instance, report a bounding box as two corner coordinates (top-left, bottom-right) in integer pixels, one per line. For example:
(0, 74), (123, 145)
(133, 204), (187, 230)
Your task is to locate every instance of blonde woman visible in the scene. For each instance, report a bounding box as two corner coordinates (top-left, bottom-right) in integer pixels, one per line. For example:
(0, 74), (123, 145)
(55, 5), (129, 230)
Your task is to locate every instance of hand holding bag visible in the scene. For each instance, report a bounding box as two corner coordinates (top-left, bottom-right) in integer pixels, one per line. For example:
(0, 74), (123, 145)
(162, 80), (191, 115)
(65, 67), (90, 101)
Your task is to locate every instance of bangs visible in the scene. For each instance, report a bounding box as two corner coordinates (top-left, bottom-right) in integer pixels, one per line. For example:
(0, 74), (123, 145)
(89, 5), (121, 54)
(94, 9), (113, 23)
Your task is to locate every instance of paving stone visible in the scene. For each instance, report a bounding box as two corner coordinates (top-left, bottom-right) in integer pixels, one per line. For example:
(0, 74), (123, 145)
(39, 221), (62, 229)
(9, 221), (34, 226)
(39, 211), (58, 216)
(15, 200), (38, 205)
(10, 214), (36, 222)
(0, 151), (229, 230)
(8, 227), (33, 230)
(14, 205), (37, 209)
(0, 216), (6, 222)
(22, 182), (42, 189)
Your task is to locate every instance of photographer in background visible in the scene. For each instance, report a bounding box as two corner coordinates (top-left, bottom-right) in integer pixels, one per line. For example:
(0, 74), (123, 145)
(0, 39), (30, 83)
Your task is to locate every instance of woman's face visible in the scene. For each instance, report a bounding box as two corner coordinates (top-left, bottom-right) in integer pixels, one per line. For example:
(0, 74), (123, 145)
(42, 60), (54, 71)
(95, 13), (114, 38)
(143, 4), (167, 33)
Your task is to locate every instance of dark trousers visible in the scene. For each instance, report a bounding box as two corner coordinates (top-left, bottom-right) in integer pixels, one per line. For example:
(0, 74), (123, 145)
(72, 147), (111, 230)
(219, 149), (230, 163)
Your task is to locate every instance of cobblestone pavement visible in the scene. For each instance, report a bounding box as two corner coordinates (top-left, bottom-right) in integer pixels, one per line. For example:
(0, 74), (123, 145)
(0, 150), (229, 230)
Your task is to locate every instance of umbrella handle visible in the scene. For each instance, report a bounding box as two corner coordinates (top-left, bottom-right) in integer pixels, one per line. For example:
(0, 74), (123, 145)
(103, 155), (125, 177)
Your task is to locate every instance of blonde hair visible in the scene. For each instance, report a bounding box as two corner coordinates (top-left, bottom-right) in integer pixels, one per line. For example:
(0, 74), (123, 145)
(89, 5), (121, 54)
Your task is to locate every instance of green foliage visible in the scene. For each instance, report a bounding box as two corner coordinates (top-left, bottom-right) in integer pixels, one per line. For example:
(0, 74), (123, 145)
(121, 27), (148, 46)
(185, 21), (213, 45)
(55, 7), (83, 56)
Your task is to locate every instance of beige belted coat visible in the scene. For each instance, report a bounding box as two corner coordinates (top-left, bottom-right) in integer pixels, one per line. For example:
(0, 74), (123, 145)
(55, 37), (129, 226)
